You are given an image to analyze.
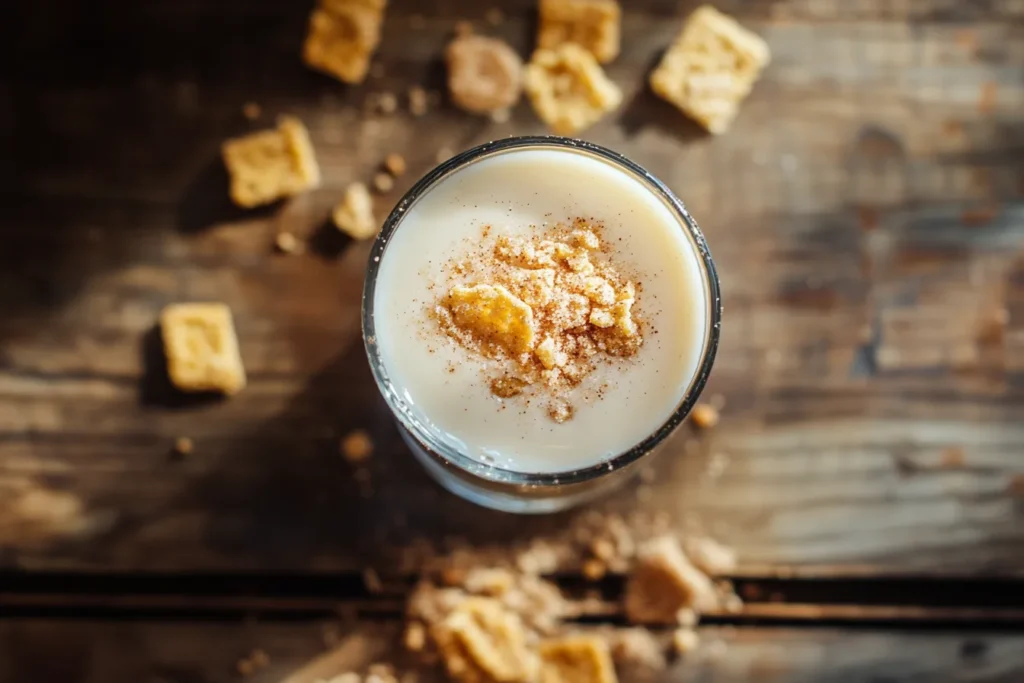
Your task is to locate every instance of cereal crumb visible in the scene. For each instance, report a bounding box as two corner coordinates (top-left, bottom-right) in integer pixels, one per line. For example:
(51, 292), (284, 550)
(241, 102), (262, 120)
(363, 567), (384, 594)
(676, 607), (698, 628)
(582, 558), (606, 581)
(303, 0), (386, 84)
(609, 628), (665, 671)
(444, 284), (537, 356)
(524, 43), (622, 135)
(341, 430), (374, 462)
(161, 303), (246, 395)
(373, 172), (395, 193)
(490, 375), (528, 398)
(173, 436), (194, 456)
(538, 0), (621, 64)
(539, 635), (617, 683)
(690, 404), (719, 430)
(404, 622), (427, 652)
(408, 86), (429, 116)
(684, 536), (736, 575)
(434, 598), (538, 683)
(222, 116), (320, 208)
(333, 182), (377, 240)
(446, 35), (524, 114)
(275, 231), (304, 254)
(672, 629), (699, 655)
(625, 535), (719, 624)
(548, 399), (574, 424)
(384, 153), (407, 177)
(649, 4), (770, 134)
(377, 91), (399, 115)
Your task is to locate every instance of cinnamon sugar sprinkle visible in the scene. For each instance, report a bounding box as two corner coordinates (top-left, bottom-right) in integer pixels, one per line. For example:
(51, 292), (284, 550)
(433, 218), (643, 423)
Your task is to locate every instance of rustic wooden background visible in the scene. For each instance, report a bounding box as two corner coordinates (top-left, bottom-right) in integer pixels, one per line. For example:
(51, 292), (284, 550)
(1, 0), (1023, 680)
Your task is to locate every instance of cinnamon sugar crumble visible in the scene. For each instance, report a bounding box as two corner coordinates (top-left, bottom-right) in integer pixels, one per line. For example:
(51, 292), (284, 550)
(434, 219), (643, 422)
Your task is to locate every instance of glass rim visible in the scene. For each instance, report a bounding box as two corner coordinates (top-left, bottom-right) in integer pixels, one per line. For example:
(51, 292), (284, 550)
(362, 135), (721, 488)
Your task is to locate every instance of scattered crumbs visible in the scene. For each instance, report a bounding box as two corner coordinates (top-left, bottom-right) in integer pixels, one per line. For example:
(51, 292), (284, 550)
(581, 558), (606, 581)
(671, 628), (699, 655)
(408, 86), (429, 116)
(689, 404), (719, 430)
(275, 231), (303, 254)
(961, 204), (999, 227)
(373, 172), (395, 193)
(241, 101), (262, 120)
(384, 152), (407, 177)
(485, 7), (505, 26)
(341, 430), (374, 463)
(173, 436), (194, 457)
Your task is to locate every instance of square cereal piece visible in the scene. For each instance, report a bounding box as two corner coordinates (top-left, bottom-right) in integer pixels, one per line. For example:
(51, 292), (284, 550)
(160, 303), (246, 395)
(649, 4), (770, 134)
(432, 598), (538, 683)
(524, 43), (622, 135)
(624, 535), (718, 625)
(303, 0), (386, 84)
(221, 116), (321, 208)
(539, 635), (618, 683)
(538, 0), (621, 64)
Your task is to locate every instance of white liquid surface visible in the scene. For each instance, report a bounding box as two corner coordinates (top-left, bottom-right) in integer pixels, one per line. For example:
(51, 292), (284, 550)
(372, 147), (709, 474)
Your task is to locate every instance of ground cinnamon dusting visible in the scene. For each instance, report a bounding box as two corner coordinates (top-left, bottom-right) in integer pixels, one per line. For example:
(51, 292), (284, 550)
(433, 219), (642, 423)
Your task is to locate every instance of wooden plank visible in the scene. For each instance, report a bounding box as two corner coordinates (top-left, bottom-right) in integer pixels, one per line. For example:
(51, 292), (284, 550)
(1, 0), (1023, 575)
(1, 619), (1022, 683)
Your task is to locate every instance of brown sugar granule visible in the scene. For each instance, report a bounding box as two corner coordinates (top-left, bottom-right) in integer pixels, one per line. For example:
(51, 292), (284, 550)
(624, 535), (719, 624)
(446, 35), (524, 114)
(242, 102), (262, 120)
(341, 429), (374, 462)
(689, 403), (719, 430)
(435, 220), (642, 423)
(173, 436), (194, 456)
(384, 152), (407, 177)
(373, 172), (395, 193)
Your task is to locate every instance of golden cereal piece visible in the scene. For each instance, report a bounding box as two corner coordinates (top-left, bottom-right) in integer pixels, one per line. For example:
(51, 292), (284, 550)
(535, 337), (566, 369)
(303, 0), (387, 84)
(538, 635), (618, 683)
(340, 429), (374, 462)
(524, 44), (622, 135)
(588, 307), (614, 328)
(160, 303), (246, 395)
(433, 598), (538, 683)
(537, 0), (621, 64)
(689, 404), (719, 430)
(221, 117), (321, 208)
(624, 535), (718, 625)
(446, 284), (536, 356)
(649, 4), (770, 134)
(446, 35), (524, 114)
(332, 182), (377, 239)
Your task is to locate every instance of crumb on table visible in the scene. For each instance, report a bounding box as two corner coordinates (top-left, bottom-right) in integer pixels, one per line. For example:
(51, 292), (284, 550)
(303, 0), (387, 84)
(341, 429), (375, 462)
(689, 404), (719, 430)
(538, 0), (621, 64)
(333, 182), (377, 239)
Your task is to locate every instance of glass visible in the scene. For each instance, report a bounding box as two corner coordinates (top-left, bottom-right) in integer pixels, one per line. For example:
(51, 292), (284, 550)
(362, 136), (721, 514)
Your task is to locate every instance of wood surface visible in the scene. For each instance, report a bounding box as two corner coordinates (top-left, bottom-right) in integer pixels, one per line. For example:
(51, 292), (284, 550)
(1, 0), (1024, 580)
(2, 619), (1023, 683)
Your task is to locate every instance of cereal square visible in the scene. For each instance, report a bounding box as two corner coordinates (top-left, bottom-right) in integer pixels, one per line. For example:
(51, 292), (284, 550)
(538, 0), (621, 64)
(539, 635), (618, 683)
(221, 116), (321, 208)
(445, 284), (536, 357)
(524, 43), (622, 135)
(160, 303), (246, 395)
(624, 536), (718, 624)
(649, 5), (770, 134)
(433, 598), (538, 683)
(303, 0), (386, 84)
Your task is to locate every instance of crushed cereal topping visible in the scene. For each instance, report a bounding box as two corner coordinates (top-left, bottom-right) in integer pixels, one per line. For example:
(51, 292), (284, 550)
(434, 219), (642, 423)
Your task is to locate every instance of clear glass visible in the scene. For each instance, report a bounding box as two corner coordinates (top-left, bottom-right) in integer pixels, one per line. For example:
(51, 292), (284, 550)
(362, 136), (721, 514)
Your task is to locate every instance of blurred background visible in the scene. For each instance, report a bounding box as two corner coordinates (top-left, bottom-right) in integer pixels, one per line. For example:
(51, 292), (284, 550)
(0, 1), (1023, 681)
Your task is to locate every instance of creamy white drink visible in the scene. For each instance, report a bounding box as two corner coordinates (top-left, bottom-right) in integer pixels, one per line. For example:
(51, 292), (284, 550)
(371, 144), (710, 475)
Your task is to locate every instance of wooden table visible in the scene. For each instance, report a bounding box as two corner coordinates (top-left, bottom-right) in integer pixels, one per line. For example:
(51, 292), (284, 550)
(2, 0), (1023, 680)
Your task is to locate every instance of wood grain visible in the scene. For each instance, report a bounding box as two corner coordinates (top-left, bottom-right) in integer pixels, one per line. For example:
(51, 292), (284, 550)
(1, 619), (1022, 683)
(1, 0), (1023, 575)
